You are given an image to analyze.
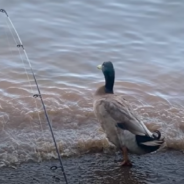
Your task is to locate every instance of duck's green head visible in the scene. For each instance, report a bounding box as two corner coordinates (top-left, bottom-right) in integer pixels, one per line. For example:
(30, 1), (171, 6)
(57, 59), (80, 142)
(97, 61), (115, 94)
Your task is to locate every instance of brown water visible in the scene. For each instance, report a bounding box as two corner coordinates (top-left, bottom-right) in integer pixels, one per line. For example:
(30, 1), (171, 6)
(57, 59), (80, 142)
(0, 0), (184, 167)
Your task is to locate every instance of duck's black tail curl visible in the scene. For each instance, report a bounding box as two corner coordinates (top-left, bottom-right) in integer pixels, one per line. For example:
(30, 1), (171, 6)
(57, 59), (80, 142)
(152, 130), (161, 139)
(136, 130), (164, 152)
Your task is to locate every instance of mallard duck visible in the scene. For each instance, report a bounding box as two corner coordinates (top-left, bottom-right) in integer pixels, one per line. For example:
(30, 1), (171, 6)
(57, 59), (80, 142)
(93, 61), (164, 166)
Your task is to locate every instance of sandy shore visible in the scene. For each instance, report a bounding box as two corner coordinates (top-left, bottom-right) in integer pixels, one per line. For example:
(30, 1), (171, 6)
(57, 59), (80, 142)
(0, 150), (183, 184)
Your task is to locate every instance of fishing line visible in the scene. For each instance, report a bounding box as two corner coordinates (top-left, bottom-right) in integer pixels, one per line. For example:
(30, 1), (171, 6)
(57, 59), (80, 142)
(5, 17), (47, 151)
(3, 19), (40, 155)
(0, 9), (68, 184)
(2, 10), (63, 180)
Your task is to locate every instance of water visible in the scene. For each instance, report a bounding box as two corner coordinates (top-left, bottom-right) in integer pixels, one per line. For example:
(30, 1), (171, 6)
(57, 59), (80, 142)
(0, 0), (184, 167)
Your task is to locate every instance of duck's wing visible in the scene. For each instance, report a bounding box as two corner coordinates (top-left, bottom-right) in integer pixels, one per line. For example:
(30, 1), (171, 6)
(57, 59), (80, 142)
(101, 95), (154, 137)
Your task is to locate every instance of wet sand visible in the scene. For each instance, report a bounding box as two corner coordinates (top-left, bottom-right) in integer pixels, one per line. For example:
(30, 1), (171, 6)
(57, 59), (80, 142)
(0, 150), (183, 184)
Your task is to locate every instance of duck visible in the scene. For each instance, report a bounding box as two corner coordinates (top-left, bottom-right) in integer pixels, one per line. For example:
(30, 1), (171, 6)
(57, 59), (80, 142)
(93, 61), (164, 166)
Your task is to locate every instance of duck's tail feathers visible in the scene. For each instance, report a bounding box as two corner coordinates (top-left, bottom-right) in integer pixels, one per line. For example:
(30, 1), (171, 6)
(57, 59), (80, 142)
(136, 130), (164, 152)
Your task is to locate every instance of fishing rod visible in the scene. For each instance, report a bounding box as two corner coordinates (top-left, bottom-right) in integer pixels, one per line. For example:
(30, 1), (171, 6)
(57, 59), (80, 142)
(0, 9), (68, 184)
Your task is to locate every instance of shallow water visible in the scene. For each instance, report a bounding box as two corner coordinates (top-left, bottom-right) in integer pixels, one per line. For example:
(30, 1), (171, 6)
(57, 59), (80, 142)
(0, 0), (184, 166)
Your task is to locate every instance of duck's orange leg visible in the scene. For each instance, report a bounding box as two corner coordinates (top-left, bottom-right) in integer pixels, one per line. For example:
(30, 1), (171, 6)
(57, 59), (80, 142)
(120, 146), (132, 167)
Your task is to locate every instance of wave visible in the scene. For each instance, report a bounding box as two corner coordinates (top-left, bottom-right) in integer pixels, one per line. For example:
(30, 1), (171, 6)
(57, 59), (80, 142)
(0, 84), (184, 167)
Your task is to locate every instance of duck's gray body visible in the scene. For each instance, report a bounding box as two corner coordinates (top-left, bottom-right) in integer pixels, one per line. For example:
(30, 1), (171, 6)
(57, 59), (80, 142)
(94, 86), (164, 155)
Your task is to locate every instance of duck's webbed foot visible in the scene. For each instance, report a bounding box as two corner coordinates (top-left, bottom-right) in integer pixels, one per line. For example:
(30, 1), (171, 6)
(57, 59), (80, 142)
(119, 159), (132, 167)
(119, 146), (132, 167)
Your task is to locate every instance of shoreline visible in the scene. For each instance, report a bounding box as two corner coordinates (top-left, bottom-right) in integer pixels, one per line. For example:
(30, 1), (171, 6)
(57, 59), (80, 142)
(0, 150), (183, 184)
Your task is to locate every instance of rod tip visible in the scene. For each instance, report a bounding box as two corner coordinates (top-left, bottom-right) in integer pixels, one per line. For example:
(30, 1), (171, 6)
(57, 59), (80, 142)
(0, 9), (8, 17)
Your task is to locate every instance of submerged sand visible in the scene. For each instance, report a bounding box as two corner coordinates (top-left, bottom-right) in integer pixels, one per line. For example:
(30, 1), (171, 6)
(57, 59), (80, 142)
(0, 150), (183, 184)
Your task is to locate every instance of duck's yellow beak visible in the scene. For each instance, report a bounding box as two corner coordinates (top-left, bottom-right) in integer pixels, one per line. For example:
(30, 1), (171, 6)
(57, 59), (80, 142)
(97, 64), (102, 70)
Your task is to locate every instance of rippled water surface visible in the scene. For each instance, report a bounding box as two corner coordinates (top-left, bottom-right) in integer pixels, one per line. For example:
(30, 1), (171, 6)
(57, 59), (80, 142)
(0, 0), (184, 166)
